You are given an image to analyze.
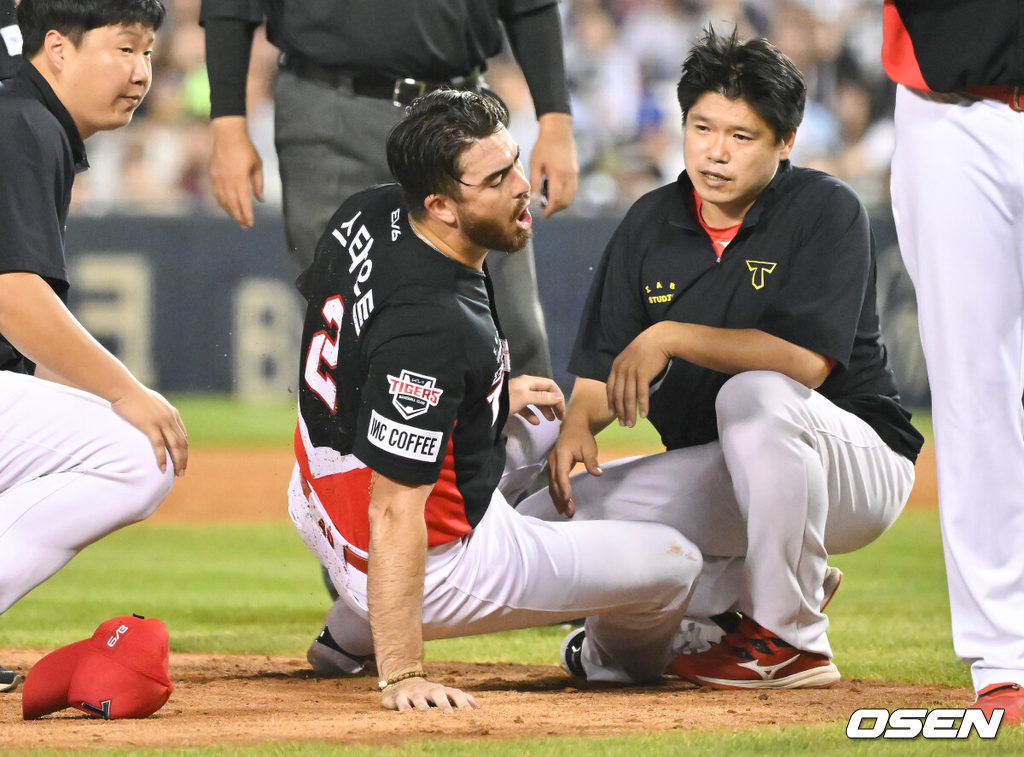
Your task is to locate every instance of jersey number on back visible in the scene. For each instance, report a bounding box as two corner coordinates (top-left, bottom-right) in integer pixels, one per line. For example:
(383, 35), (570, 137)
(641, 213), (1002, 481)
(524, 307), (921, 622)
(304, 296), (345, 412)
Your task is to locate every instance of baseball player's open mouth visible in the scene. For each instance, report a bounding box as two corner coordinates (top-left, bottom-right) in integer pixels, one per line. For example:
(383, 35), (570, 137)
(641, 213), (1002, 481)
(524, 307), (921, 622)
(701, 171), (730, 186)
(515, 205), (532, 231)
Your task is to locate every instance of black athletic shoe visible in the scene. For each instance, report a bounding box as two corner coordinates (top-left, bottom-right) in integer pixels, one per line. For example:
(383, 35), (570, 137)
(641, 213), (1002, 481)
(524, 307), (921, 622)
(0, 664), (22, 693)
(321, 564), (340, 601)
(559, 627), (586, 678)
(306, 625), (372, 677)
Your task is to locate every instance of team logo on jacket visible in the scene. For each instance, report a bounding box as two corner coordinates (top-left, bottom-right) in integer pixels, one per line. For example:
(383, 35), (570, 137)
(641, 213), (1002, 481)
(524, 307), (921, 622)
(746, 260), (777, 290)
(387, 370), (443, 420)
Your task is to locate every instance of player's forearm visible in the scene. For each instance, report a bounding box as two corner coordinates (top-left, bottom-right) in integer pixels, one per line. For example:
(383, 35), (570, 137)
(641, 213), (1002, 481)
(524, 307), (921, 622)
(367, 473), (432, 682)
(659, 322), (830, 389)
(0, 272), (142, 400)
(564, 377), (616, 436)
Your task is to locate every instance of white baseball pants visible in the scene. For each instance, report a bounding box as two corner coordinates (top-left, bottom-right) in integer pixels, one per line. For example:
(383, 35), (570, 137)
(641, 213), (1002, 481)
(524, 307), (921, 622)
(518, 371), (916, 658)
(891, 85), (1024, 692)
(289, 413), (703, 683)
(0, 371), (174, 614)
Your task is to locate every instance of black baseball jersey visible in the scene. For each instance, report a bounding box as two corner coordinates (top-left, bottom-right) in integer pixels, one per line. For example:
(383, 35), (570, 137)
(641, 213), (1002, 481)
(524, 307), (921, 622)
(571, 162), (924, 462)
(294, 184), (510, 552)
(0, 62), (88, 374)
(883, 0), (1024, 91)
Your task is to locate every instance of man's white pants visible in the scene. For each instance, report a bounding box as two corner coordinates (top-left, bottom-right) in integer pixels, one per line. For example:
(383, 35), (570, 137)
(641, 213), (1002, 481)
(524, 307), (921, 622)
(0, 371), (174, 614)
(519, 371), (915, 658)
(891, 85), (1024, 691)
(289, 413), (703, 683)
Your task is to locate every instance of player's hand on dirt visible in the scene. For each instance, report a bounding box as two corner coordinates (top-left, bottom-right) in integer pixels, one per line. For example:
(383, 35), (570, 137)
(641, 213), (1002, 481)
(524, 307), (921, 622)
(209, 116), (264, 228)
(607, 323), (672, 428)
(111, 386), (189, 476)
(381, 676), (480, 712)
(531, 113), (579, 218)
(547, 423), (602, 518)
(508, 375), (565, 424)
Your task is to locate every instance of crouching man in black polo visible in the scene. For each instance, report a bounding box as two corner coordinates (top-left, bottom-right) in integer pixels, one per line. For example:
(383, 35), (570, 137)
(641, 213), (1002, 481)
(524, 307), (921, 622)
(518, 28), (924, 690)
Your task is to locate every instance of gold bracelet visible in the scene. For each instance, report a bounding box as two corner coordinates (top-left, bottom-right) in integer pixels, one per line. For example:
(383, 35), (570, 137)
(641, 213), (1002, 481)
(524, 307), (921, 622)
(378, 671), (427, 691)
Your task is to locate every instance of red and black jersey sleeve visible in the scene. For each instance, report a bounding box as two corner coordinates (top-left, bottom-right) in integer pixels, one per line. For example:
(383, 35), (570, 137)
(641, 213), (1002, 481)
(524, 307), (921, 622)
(353, 301), (467, 485)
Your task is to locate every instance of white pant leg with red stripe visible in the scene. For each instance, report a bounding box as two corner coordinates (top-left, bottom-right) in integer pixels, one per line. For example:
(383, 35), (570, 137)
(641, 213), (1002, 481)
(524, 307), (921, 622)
(0, 371), (174, 614)
(891, 85), (1024, 692)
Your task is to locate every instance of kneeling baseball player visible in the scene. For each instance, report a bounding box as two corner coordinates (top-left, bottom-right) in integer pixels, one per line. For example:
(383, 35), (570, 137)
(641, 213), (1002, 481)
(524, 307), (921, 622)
(518, 28), (924, 690)
(0, 0), (187, 693)
(289, 90), (703, 711)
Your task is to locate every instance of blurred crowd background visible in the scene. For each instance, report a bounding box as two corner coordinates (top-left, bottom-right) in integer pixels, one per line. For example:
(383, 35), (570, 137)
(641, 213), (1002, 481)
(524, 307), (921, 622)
(71, 0), (896, 218)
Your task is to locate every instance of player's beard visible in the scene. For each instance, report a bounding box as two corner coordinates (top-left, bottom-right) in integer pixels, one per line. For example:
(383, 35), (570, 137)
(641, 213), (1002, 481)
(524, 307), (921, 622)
(459, 203), (532, 254)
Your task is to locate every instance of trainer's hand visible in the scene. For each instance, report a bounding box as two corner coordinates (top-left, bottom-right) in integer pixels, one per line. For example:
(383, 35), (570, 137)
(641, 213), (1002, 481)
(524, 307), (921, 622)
(381, 677), (480, 712)
(111, 386), (189, 476)
(508, 375), (565, 424)
(547, 422), (601, 518)
(607, 322), (672, 428)
(530, 113), (578, 218)
(209, 116), (264, 228)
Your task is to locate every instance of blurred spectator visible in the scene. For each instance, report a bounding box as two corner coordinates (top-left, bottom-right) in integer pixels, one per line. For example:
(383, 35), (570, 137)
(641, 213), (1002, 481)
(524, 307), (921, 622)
(70, 0), (897, 216)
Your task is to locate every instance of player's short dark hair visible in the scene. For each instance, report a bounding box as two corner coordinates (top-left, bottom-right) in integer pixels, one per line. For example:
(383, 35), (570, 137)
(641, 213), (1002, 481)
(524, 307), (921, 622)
(387, 89), (510, 217)
(19, 0), (166, 57)
(677, 27), (805, 143)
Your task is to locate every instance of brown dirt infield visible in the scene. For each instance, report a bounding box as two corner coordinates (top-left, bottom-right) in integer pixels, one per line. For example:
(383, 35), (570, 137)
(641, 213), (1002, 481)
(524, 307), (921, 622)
(0, 651), (972, 751)
(0, 446), (953, 750)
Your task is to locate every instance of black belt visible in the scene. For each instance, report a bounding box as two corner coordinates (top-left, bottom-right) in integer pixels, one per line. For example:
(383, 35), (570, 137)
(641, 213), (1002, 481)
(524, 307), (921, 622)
(279, 53), (483, 107)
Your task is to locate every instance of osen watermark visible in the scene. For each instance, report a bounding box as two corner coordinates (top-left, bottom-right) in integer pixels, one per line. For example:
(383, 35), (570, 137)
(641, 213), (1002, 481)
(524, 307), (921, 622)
(847, 708), (1002, 739)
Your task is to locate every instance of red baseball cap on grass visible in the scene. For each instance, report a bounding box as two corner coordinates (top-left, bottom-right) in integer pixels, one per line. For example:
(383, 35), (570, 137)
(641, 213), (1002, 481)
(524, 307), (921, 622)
(22, 615), (173, 720)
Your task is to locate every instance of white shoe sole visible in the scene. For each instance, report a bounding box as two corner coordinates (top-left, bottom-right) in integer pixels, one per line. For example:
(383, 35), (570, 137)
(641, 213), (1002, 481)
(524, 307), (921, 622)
(696, 662), (841, 690)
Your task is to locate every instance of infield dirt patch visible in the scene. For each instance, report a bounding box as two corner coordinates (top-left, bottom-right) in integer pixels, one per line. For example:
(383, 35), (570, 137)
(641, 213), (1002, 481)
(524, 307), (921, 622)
(0, 650), (972, 751)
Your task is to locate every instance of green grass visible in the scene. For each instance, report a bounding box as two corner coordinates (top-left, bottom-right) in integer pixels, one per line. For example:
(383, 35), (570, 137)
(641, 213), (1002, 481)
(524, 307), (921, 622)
(168, 395), (667, 453)
(170, 395), (297, 448)
(7, 723), (1024, 757)
(1, 511), (958, 681)
(3, 399), (953, 757)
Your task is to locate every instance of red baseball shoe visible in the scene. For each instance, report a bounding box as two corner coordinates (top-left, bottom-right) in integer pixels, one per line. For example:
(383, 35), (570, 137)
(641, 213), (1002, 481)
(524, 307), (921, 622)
(669, 616), (839, 689)
(970, 683), (1024, 726)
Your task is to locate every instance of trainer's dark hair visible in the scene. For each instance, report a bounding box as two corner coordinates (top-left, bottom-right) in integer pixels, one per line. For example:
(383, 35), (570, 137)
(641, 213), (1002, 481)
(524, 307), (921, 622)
(19, 0), (166, 57)
(677, 27), (805, 143)
(386, 89), (510, 217)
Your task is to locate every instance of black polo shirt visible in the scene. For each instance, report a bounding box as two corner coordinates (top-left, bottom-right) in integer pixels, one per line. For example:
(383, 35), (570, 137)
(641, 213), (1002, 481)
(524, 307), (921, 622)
(571, 162), (924, 462)
(0, 62), (87, 374)
(201, 0), (554, 80)
(295, 184), (510, 551)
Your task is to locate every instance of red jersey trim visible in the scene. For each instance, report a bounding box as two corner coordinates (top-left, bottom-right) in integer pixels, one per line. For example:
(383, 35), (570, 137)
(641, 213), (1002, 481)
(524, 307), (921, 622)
(881, 0), (929, 90)
(693, 190), (741, 259)
(294, 420), (472, 553)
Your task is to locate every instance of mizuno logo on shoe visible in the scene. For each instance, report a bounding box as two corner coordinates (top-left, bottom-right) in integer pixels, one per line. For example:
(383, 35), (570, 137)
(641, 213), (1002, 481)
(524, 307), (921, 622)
(733, 654), (800, 680)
